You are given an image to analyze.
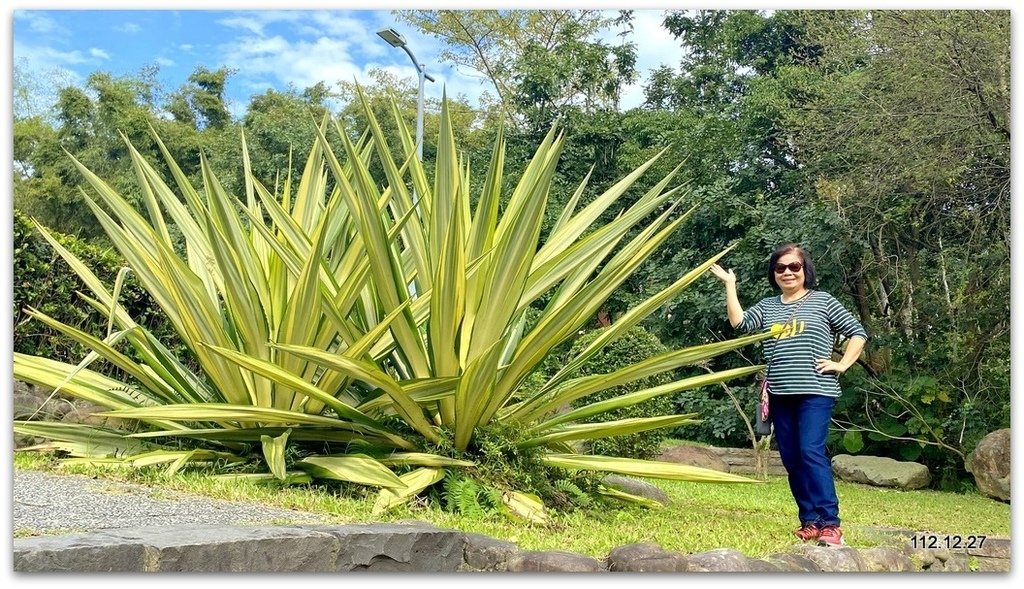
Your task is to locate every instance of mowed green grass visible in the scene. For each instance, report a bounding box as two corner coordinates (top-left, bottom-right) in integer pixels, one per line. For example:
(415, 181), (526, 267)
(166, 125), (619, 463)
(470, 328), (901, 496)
(13, 450), (1009, 559)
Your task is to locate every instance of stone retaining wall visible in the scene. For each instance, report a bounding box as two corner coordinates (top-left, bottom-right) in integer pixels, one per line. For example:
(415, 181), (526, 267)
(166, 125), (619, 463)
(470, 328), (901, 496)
(13, 523), (1010, 573)
(707, 446), (788, 476)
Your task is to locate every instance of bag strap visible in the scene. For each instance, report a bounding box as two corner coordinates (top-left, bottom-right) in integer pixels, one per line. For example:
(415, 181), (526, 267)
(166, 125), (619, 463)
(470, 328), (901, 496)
(765, 290), (814, 383)
(775, 290), (813, 339)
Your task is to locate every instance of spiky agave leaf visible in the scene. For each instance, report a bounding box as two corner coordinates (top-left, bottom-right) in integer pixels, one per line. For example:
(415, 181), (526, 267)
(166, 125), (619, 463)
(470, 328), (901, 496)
(501, 490), (549, 525)
(372, 467), (446, 515)
(14, 421), (155, 458)
(597, 485), (666, 509)
(295, 455), (405, 488)
(261, 429), (291, 480)
(541, 454), (758, 483)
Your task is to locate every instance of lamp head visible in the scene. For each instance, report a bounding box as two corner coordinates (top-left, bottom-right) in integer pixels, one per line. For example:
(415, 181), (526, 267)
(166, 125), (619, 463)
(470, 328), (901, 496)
(376, 28), (406, 48)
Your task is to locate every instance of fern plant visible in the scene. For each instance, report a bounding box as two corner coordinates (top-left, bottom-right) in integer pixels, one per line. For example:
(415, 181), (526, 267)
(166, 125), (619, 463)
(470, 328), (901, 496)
(441, 473), (503, 517)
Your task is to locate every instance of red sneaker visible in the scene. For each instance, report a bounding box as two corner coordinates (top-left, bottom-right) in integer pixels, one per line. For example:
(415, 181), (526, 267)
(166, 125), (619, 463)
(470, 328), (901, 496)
(794, 523), (820, 542)
(817, 525), (844, 547)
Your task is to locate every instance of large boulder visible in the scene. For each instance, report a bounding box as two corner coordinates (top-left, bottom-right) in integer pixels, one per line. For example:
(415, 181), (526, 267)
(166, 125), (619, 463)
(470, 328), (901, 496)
(686, 548), (752, 572)
(60, 398), (134, 431)
(832, 454), (930, 490)
(506, 550), (605, 572)
(858, 547), (915, 572)
(601, 474), (670, 506)
(13, 380), (74, 421)
(656, 444), (729, 472)
(965, 428), (1010, 502)
(792, 544), (866, 572)
(14, 380), (75, 448)
(606, 542), (688, 572)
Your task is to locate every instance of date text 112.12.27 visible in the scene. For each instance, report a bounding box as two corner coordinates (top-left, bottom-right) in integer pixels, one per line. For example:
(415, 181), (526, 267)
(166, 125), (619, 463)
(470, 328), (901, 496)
(911, 534), (987, 550)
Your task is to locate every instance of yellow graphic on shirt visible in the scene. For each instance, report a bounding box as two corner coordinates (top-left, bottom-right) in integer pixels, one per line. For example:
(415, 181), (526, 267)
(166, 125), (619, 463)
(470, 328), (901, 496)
(770, 317), (805, 340)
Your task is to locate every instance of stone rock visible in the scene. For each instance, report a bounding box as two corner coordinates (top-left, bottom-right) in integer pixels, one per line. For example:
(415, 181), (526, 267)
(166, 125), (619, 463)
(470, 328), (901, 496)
(13, 380), (74, 421)
(16, 525), (341, 572)
(687, 548), (751, 572)
(858, 546), (915, 572)
(310, 522), (464, 572)
(765, 551), (821, 571)
(923, 552), (970, 572)
(831, 454), (931, 490)
(973, 556), (1011, 572)
(656, 444), (729, 472)
(707, 446), (788, 476)
(968, 537), (1010, 559)
(59, 399), (135, 432)
(13, 432), (38, 449)
(902, 544), (941, 568)
(14, 381), (77, 448)
(600, 474), (670, 506)
(792, 544), (866, 572)
(14, 531), (155, 572)
(506, 550), (606, 572)
(605, 542), (688, 572)
(12, 380), (135, 441)
(965, 428), (1010, 502)
(461, 532), (521, 571)
(745, 558), (784, 571)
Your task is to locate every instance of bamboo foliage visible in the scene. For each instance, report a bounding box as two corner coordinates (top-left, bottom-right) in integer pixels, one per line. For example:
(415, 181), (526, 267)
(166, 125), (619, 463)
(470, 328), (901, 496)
(14, 93), (776, 514)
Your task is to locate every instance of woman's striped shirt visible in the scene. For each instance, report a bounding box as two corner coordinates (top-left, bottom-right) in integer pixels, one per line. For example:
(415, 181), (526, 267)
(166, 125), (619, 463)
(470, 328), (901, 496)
(739, 290), (868, 398)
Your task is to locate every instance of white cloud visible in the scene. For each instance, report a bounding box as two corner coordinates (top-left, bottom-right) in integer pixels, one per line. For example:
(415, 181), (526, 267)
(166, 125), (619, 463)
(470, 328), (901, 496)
(115, 22), (141, 34)
(218, 15), (268, 36)
(156, 56), (175, 67)
(231, 34), (293, 57)
(13, 11), (65, 35)
(214, 11), (430, 106)
(15, 40), (92, 67)
(310, 10), (379, 40)
(89, 47), (110, 60)
(12, 39), (84, 119)
(219, 33), (363, 95)
(593, 9), (685, 110)
(217, 10), (307, 37)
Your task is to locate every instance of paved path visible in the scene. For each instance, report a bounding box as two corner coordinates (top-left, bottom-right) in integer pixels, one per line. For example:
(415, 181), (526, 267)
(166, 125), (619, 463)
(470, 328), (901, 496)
(12, 469), (335, 535)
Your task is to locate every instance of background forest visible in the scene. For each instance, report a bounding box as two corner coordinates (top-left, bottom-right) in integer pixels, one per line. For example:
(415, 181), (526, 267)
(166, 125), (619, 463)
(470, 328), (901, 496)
(12, 10), (1010, 491)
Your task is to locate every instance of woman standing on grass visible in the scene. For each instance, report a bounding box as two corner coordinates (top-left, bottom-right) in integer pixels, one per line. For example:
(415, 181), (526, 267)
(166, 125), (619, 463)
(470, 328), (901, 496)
(709, 243), (867, 547)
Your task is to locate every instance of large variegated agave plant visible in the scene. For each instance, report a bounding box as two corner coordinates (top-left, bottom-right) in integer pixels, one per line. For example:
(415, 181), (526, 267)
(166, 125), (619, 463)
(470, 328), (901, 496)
(14, 92), (773, 519)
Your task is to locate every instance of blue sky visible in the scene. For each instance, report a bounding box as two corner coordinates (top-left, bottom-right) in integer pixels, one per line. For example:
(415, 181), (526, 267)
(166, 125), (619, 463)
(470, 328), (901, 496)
(12, 6), (691, 120)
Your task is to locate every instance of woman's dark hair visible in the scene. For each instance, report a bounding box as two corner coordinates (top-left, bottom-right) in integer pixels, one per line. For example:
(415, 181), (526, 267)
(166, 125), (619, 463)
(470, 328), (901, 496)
(768, 243), (817, 291)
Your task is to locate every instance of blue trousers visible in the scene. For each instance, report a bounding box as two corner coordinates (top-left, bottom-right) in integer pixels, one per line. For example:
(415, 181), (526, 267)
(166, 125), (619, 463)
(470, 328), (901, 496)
(770, 393), (840, 527)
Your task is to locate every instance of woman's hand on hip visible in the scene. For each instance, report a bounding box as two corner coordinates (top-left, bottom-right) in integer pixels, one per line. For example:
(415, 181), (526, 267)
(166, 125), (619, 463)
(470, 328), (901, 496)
(815, 358), (847, 374)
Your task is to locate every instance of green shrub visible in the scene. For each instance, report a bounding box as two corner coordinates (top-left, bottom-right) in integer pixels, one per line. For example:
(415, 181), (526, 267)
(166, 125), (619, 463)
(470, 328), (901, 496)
(13, 208), (191, 373)
(561, 325), (675, 459)
(673, 382), (759, 447)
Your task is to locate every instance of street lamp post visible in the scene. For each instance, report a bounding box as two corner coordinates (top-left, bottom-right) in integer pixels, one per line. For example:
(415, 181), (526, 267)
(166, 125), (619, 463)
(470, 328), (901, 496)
(376, 27), (435, 162)
(377, 27), (434, 299)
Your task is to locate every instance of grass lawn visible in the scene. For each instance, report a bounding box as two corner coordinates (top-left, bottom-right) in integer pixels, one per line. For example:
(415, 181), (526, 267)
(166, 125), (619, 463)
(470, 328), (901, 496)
(13, 448), (1009, 560)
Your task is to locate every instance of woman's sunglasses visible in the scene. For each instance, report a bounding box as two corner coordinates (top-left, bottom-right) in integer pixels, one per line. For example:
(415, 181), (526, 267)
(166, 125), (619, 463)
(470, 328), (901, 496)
(774, 262), (804, 274)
